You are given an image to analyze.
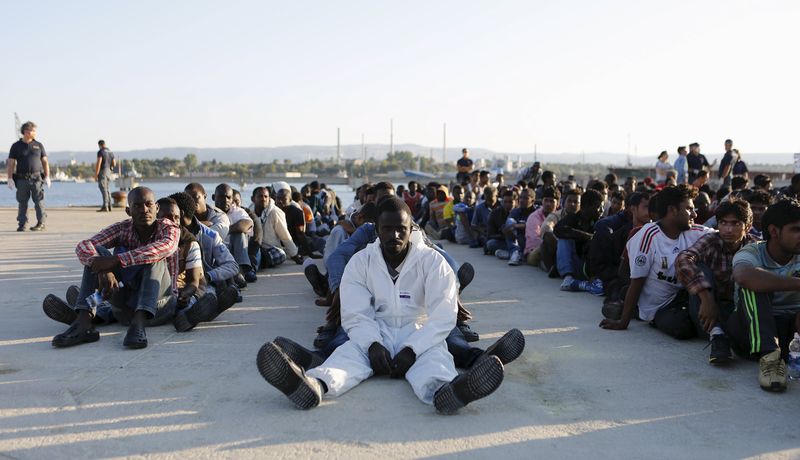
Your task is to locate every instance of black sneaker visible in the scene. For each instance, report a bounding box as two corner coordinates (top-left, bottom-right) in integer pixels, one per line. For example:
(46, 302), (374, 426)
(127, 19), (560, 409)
(29, 223), (45, 232)
(477, 328), (525, 366)
(256, 342), (322, 409)
(233, 273), (247, 290)
(215, 285), (239, 317)
(457, 263), (475, 294)
(65, 285), (80, 307)
(16, 225), (25, 232)
(274, 336), (325, 370)
(457, 322), (479, 342)
(173, 293), (218, 332)
(244, 269), (258, 283)
(52, 323), (100, 348)
(43, 294), (78, 325)
(434, 355), (504, 415)
(709, 334), (733, 365)
(304, 264), (328, 297)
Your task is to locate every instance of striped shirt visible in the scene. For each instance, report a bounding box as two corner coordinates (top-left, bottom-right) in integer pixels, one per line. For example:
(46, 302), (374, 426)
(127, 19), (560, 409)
(75, 218), (180, 294)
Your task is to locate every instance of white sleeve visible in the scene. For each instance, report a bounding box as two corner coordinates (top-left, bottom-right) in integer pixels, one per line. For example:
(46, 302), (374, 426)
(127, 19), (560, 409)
(627, 229), (653, 279)
(401, 253), (457, 356)
(340, 253), (383, 353)
(185, 241), (202, 270)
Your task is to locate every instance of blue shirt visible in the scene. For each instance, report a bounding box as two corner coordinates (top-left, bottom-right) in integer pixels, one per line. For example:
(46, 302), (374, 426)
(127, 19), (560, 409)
(673, 155), (687, 184)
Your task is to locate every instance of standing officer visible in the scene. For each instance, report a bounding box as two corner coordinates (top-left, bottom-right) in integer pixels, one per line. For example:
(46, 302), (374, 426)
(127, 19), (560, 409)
(95, 139), (116, 212)
(7, 121), (50, 231)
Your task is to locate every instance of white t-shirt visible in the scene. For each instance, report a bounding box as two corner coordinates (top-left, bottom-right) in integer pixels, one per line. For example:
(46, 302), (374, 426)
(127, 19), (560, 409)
(226, 206), (254, 240)
(627, 222), (713, 321)
(186, 241), (202, 270)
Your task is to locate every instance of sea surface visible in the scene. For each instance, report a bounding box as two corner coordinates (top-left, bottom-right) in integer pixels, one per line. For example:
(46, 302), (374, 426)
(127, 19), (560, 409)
(0, 181), (356, 208)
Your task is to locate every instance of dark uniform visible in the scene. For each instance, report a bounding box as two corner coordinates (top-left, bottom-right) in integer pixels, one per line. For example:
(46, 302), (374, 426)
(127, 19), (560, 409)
(97, 147), (115, 211)
(456, 157), (473, 183)
(687, 152), (710, 184)
(9, 139), (47, 228)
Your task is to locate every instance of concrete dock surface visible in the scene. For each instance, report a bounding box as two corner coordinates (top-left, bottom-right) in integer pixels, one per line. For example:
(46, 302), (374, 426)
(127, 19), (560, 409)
(0, 208), (798, 459)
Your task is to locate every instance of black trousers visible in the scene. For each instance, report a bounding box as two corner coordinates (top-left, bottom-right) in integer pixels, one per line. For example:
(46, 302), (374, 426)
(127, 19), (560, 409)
(724, 288), (798, 359)
(651, 290), (697, 340)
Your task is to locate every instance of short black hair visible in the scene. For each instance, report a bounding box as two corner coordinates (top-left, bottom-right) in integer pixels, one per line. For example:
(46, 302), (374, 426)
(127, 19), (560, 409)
(627, 191), (649, 208)
(540, 186), (560, 201)
(252, 186), (265, 199)
(747, 189), (772, 207)
(715, 199), (752, 227)
(564, 188), (580, 199)
(374, 181), (395, 193)
(358, 202), (378, 223)
(762, 198), (800, 241)
(169, 192), (197, 221)
(541, 171), (555, 182)
(754, 174), (772, 188)
(157, 197), (177, 209)
(501, 189), (518, 200)
(731, 176), (748, 190)
(581, 189), (603, 209)
(376, 196), (411, 218)
(185, 182), (206, 195)
(611, 190), (625, 202)
(589, 180), (608, 193)
(656, 184), (697, 218)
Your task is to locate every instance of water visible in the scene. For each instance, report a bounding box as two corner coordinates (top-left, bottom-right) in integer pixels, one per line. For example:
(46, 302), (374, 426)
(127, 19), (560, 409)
(0, 181), (356, 208)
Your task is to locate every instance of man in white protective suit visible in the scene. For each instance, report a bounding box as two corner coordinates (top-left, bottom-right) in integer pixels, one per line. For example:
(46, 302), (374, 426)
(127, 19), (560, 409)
(257, 197), (505, 414)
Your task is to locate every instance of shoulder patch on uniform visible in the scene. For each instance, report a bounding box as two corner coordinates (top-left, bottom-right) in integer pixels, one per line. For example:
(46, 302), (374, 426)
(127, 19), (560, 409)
(635, 254), (647, 267)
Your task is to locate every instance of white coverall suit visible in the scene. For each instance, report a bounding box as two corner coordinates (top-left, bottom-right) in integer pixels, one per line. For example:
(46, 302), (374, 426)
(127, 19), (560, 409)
(306, 240), (458, 404)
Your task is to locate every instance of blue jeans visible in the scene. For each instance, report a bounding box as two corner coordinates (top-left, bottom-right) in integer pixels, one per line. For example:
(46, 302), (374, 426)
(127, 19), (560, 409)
(75, 246), (174, 326)
(227, 232), (251, 269)
(557, 239), (585, 279)
(485, 238), (509, 255)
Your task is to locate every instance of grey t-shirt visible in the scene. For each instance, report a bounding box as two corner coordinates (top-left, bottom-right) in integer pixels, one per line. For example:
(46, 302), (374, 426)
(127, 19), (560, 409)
(732, 241), (800, 310)
(97, 148), (114, 176)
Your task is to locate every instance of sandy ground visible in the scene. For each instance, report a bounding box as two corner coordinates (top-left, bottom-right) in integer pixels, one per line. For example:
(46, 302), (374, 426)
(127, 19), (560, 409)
(0, 208), (798, 459)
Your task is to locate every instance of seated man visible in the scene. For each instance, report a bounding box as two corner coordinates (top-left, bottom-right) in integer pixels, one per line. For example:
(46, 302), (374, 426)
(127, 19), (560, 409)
(170, 192), (240, 321)
(484, 190), (516, 256)
(233, 189), (263, 275)
(453, 190), (478, 246)
(249, 186), (300, 268)
(539, 188), (581, 274)
(213, 184), (256, 283)
(184, 183), (230, 240)
(47, 187), (179, 349)
(470, 186), (496, 246)
(256, 197), (507, 413)
(155, 197), (220, 332)
(729, 199), (800, 392)
(425, 186), (455, 241)
(675, 199), (757, 364)
(600, 185), (713, 339)
(555, 189), (604, 294)
(500, 188), (535, 265)
(524, 186), (559, 267)
(305, 202), (378, 299)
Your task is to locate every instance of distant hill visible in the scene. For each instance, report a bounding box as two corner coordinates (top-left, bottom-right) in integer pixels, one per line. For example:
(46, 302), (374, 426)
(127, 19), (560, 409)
(45, 144), (797, 167)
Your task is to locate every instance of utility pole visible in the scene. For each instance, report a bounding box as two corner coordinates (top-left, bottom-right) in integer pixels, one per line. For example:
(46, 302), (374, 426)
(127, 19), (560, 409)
(534, 144), (538, 163)
(442, 122), (447, 165)
(336, 128), (341, 165)
(390, 119), (394, 157)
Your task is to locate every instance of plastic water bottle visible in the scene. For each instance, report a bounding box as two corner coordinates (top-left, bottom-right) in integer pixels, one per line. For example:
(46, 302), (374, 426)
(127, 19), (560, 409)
(788, 333), (800, 381)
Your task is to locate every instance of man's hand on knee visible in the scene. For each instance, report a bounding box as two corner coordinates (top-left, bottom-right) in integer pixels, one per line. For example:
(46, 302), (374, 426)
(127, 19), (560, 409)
(90, 255), (120, 273)
(368, 342), (392, 376)
(99, 272), (120, 299)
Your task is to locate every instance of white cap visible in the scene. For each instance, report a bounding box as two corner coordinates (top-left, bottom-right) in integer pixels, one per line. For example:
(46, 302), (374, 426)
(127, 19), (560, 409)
(272, 181), (291, 193)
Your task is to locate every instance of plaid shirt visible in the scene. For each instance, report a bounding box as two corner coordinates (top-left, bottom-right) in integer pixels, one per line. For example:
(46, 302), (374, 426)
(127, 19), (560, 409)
(675, 232), (757, 302)
(75, 218), (180, 294)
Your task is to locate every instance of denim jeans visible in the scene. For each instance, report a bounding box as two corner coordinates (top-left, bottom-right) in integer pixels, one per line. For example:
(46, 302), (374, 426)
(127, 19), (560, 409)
(16, 178), (45, 226)
(227, 232), (251, 269)
(485, 238), (509, 255)
(557, 239), (586, 279)
(98, 173), (112, 209)
(75, 245), (174, 326)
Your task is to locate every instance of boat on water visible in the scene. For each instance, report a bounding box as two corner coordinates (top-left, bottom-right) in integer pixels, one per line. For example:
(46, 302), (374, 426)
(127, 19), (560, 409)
(51, 169), (85, 183)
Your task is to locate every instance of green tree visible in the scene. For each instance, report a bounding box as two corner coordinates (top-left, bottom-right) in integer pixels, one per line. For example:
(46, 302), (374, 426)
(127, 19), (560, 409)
(184, 153), (198, 176)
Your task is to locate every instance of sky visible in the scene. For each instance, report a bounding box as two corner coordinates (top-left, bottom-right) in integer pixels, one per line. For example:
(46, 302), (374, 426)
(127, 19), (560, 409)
(2, 0), (799, 158)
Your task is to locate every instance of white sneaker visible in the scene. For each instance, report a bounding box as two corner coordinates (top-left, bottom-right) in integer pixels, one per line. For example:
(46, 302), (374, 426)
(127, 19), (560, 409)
(560, 276), (575, 291)
(508, 250), (520, 266)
